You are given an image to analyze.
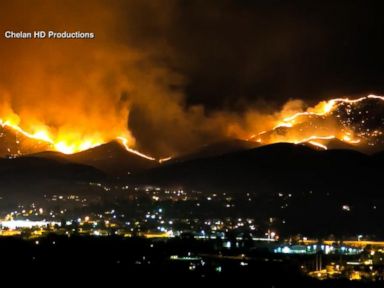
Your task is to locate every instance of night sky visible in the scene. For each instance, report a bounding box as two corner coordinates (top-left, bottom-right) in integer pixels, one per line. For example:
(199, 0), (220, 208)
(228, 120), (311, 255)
(150, 0), (384, 110)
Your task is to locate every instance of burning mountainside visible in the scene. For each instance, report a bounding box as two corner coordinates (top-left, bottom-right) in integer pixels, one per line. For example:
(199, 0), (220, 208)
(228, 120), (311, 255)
(250, 95), (384, 152)
(0, 124), (52, 158)
(0, 117), (157, 161)
(0, 94), (383, 160)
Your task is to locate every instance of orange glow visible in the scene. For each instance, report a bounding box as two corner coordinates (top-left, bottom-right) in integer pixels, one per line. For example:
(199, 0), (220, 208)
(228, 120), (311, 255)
(1, 119), (53, 144)
(295, 135), (336, 143)
(53, 140), (102, 155)
(296, 136), (336, 150)
(307, 141), (328, 150)
(0, 117), (104, 154)
(116, 136), (156, 161)
(272, 122), (293, 129)
(159, 156), (172, 163)
(342, 134), (361, 144)
(0, 116), (159, 160)
(0, 94), (382, 159)
(253, 95), (384, 149)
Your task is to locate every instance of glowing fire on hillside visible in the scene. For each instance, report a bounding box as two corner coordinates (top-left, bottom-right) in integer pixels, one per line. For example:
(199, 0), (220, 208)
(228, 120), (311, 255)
(0, 117), (157, 161)
(0, 95), (382, 160)
(248, 95), (384, 150)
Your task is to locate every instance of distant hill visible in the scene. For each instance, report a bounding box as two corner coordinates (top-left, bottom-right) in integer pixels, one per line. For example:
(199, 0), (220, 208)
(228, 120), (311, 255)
(323, 138), (359, 150)
(0, 156), (105, 182)
(33, 141), (158, 175)
(0, 156), (106, 201)
(128, 143), (384, 236)
(30, 151), (72, 163)
(1, 140), (383, 237)
(168, 139), (260, 164)
(130, 142), (377, 196)
(299, 138), (359, 151)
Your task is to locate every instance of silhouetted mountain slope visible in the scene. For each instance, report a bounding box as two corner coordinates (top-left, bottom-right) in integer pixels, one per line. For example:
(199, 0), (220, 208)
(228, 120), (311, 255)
(0, 156), (105, 182)
(128, 143), (384, 236)
(168, 139), (260, 164)
(33, 141), (157, 175)
(131, 143), (377, 197)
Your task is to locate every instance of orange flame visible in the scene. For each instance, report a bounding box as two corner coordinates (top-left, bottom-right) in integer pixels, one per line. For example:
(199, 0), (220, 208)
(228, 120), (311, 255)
(254, 94), (384, 148)
(0, 117), (158, 161)
(116, 137), (156, 161)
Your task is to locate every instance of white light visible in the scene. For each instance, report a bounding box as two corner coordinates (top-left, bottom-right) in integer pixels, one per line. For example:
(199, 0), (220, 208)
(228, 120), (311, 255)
(0, 220), (59, 229)
(342, 205), (351, 211)
(282, 246), (291, 254)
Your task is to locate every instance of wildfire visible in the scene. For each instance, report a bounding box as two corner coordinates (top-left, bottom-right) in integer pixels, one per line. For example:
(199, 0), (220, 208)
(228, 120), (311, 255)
(253, 94), (384, 149)
(279, 94), (384, 126)
(1, 119), (53, 144)
(1, 94), (383, 160)
(295, 136), (336, 150)
(307, 141), (328, 150)
(53, 140), (102, 155)
(0, 117), (158, 161)
(116, 137), (156, 161)
(1, 118), (105, 155)
(116, 137), (173, 163)
(158, 156), (172, 163)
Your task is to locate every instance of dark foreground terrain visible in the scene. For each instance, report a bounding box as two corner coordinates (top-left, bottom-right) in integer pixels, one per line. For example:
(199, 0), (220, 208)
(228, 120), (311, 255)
(0, 234), (382, 287)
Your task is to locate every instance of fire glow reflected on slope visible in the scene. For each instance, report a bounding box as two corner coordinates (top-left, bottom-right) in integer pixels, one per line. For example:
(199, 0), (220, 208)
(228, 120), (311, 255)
(252, 95), (384, 150)
(1, 94), (383, 159)
(0, 118), (159, 161)
(116, 136), (156, 161)
(0, 119), (103, 154)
